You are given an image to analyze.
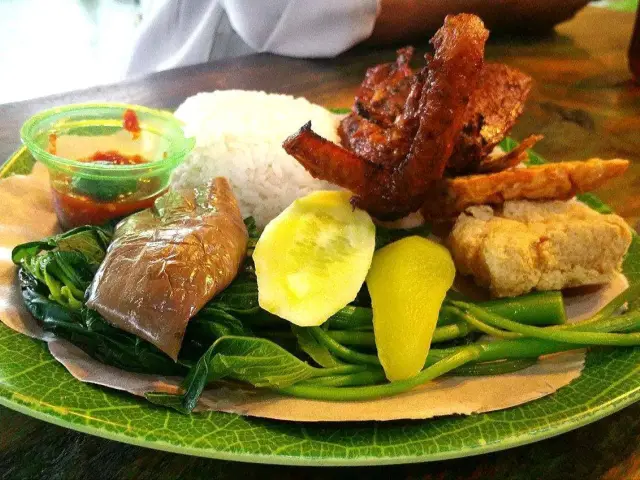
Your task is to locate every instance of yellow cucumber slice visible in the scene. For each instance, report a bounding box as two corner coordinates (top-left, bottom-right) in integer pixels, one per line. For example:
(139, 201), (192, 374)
(254, 191), (375, 326)
(367, 236), (455, 381)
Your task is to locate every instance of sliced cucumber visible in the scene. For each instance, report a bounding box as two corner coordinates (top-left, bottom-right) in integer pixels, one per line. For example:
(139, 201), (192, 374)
(254, 191), (375, 327)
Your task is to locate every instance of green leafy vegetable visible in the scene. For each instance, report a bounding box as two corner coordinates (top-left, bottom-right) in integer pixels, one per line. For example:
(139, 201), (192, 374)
(449, 358), (537, 376)
(18, 270), (186, 375)
(291, 325), (344, 368)
(147, 336), (322, 413)
(71, 176), (138, 202)
(12, 225), (113, 309)
(12, 225), (112, 266)
(203, 270), (260, 315)
(244, 216), (260, 251)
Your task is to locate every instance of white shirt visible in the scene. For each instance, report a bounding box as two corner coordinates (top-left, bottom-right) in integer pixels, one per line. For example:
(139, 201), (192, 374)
(127, 0), (380, 77)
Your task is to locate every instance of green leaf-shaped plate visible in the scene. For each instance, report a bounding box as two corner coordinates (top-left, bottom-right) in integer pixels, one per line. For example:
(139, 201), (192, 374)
(0, 146), (639, 466)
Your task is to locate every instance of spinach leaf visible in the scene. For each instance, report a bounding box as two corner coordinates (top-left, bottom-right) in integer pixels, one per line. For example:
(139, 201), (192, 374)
(525, 149), (546, 166)
(575, 192), (613, 214)
(147, 336), (319, 413)
(244, 216), (260, 249)
(498, 136), (519, 153)
(204, 270), (260, 315)
(13, 226), (113, 309)
(182, 308), (254, 359)
(12, 225), (112, 266)
(18, 269), (186, 375)
(326, 305), (373, 330)
(30, 251), (95, 309)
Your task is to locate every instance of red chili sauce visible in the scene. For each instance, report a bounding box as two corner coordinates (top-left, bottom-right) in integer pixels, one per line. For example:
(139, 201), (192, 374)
(123, 108), (141, 139)
(51, 187), (163, 229)
(51, 109), (164, 229)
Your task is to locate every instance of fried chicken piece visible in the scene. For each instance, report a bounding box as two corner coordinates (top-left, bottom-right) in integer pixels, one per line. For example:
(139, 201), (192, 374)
(284, 122), (387, 199)
(449, 200), (632, 297)
(447, 63), (533, 174)
(338, 111), (414, 168)
(342, 55), (533, 177)
(351, 47), (415, 128)
(477, 134), (543, 173)
(422, 159), (629, 220)
(284, 14), (489, 219)
(338, 68), (427, 167)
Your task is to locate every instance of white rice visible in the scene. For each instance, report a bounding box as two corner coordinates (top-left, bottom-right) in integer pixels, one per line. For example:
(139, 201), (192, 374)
(171, 90), (340, 226)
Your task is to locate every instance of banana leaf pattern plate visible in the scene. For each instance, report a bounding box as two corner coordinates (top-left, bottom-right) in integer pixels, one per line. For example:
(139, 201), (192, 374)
(0, 146), (638, 466)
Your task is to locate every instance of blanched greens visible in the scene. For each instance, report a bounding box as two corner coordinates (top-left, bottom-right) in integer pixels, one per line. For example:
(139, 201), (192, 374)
(13, 225), (112, 309)
(15, 218), (640, 412)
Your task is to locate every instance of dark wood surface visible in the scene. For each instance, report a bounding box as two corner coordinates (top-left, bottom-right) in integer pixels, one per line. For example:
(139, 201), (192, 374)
(1, 6), (639, 479)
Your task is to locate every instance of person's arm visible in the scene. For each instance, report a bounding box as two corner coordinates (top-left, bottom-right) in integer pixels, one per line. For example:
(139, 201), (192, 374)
(221, 0), (380, 57)
(370, 0), (591, 45)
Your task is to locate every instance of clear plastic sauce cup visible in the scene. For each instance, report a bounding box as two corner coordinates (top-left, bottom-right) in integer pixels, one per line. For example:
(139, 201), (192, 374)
(21, 103), (194, 229)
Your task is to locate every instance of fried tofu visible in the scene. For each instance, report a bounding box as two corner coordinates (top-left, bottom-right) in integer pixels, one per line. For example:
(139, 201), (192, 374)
(448, 200), (632, 297)
(422, 159), (629, 220)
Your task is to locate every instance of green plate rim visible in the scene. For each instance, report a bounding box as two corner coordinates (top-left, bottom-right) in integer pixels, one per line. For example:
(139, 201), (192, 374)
(0, 373), (637, 467)
(0, 145), (638, 467)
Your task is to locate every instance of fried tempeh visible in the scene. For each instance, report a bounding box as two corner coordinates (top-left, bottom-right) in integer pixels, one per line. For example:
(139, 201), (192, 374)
(422, 159), (629, 220)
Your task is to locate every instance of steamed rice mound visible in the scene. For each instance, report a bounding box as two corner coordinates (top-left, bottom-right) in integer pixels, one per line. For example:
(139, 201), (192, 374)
(171, 90), (340, 226)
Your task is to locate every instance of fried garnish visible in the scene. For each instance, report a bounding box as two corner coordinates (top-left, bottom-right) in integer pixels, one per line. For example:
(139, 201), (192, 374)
(285, 14), (489, 220)
(422, 159), (630, 220)
(477, 134), (543, 173)
(447, 63), (533, 174)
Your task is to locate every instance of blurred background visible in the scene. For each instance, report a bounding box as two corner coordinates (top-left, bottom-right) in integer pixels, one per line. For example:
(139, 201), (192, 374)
(0, 0), (637, 105)
(0, 0), (143, 104)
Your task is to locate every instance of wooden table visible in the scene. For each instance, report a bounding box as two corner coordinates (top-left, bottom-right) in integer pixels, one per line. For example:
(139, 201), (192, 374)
(1, 6), (639, 479)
